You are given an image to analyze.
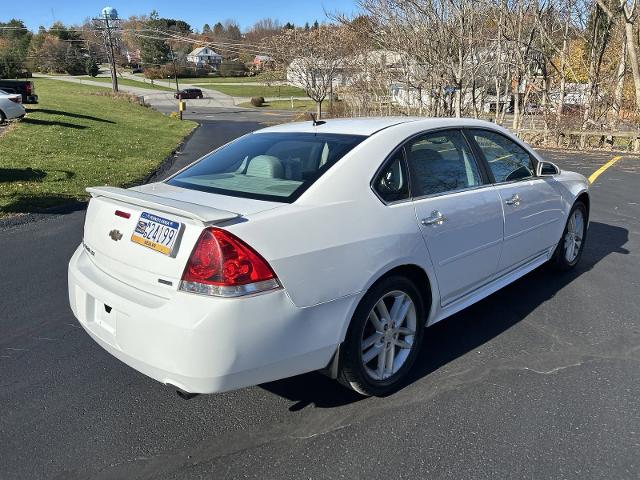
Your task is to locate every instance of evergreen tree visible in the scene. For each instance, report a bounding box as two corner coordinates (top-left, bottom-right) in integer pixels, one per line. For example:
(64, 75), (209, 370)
(0, 19), (32, 78)
(85, 54), (99, 77)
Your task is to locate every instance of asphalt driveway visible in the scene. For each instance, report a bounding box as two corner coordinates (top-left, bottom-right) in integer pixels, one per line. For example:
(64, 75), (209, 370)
(0, 124), (638, 479)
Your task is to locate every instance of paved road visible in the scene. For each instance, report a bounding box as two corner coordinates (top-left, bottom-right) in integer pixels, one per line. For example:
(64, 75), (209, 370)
(1, 122), (638, 478)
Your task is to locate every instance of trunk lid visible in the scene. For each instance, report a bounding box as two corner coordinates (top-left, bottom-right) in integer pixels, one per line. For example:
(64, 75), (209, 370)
(83, 184), (283, 296)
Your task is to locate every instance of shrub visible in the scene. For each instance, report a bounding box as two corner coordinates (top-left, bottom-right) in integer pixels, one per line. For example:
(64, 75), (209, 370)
(250, 96), (265, 107)
(218, 60), (247, 77)
(91, 91), (145, 106)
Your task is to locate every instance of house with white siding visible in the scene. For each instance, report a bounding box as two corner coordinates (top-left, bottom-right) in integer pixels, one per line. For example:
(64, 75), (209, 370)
(186, 47), (223, 68)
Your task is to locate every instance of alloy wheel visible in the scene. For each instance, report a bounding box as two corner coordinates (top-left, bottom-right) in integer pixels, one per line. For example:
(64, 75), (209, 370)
(360, 290), (417, 381)
(564, 209), (585, 263)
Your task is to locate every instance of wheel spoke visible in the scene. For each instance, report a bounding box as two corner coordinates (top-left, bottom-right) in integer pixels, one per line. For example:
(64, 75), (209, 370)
(375, 299), (391, 323)
(394, 338), (412, 349)
(396, 327), (415, 336)
(567, 239), (575, 260)
(376, 345), (387, 378)
(385, 343), (395, 375)
(392, 296), (412, 327)
(362, 332), (382, 351)
(389, 293), (404, 323)
(362, 344), (382, 364)
(369, 310), (384, 331)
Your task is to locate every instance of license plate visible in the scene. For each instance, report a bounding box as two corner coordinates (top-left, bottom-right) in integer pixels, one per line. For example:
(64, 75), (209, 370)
(131, 212), (182, 256)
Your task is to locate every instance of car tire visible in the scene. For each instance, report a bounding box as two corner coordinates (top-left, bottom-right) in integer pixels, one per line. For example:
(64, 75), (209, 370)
(0, 110), (6, 123)
(552, 201), (587, 270)
(338, 275), (426, 396)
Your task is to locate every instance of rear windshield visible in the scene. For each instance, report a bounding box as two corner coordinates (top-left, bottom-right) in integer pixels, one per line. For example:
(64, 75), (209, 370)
(167, 132), (366, 202)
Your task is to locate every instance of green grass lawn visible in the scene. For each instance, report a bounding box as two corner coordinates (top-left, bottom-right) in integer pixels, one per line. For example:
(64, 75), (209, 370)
(0, 79), (195, 216)
(199, 83), (306, 97)
(78, 76), (175, 92)
(238, 99), (316, 111)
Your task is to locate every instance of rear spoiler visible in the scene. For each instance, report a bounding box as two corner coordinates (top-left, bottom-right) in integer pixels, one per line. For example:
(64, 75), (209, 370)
(86, 186), (240, 225)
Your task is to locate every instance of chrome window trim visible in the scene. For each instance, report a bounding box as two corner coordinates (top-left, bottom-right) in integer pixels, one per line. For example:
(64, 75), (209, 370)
(411, 183), (496, 203)
(464, 127), (539, 183)
(370, 127), (490, 206)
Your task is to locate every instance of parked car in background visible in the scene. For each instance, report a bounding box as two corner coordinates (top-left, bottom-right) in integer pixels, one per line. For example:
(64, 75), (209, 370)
(0, 80), (38, 104)
(0, 89), (26, 122)
(131, 67), (144, 74)
(69, 117), (590, 397)
(174, 88), (204, 99)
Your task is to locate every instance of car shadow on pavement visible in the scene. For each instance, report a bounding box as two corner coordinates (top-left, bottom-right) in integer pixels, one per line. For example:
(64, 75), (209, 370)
(260, 221), (629, 410)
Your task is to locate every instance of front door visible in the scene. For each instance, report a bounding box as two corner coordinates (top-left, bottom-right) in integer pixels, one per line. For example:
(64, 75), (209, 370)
(406, 130), (504, 306)
(466, 129), (565, 274)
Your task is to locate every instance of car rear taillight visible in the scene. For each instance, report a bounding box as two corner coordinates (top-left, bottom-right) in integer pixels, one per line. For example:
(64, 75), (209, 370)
(9, 97), (21, 104)
(179, 227), (280, 297)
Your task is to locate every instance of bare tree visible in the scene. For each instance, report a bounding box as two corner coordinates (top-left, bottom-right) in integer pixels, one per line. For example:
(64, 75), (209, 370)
(269, 26), (353, 118)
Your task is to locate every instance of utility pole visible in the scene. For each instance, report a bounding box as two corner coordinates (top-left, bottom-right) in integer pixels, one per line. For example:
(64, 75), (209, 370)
(170, 44), (183, 120)
(93, 6), (120, 93)
(104, 14), (118, 92)
(169, 44), (180, 93)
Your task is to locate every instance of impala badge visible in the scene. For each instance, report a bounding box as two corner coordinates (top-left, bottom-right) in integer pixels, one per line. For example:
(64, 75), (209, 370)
(109, 229), (123, 241)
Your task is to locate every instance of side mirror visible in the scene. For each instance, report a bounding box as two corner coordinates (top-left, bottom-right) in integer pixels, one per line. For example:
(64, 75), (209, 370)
(537, 161), (560, 176)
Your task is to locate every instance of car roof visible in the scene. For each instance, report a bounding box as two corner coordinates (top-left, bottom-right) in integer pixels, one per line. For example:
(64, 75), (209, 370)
(256, 117), (506, 137)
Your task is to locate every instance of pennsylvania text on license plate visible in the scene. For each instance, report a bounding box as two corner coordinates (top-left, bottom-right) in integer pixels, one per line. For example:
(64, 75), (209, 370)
(131, 212), (182, 256)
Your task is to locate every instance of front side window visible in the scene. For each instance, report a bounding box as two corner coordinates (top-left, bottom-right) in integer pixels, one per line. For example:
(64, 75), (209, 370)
(469, 129), (534, 183)
(405, 130), (482, 197)
(373, 149), (409, 203)
(168, 132), (366, 202)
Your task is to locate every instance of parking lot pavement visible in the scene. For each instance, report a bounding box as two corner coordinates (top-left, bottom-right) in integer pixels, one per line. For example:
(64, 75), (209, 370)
(0, 129), (638, 479)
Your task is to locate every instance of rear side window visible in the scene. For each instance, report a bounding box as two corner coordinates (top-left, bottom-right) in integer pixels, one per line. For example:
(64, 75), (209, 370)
(373, 149), (409, 203)
(469, 129), (534, 183)
(405, 130), (482, 197)
(168, 132), (366, 202)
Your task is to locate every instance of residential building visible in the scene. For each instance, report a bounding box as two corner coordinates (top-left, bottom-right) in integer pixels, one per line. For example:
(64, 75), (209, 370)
(186, 47), (223, 68)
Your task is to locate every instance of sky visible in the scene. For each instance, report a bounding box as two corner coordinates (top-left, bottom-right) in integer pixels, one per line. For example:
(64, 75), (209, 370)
(1, 0), (360, 32)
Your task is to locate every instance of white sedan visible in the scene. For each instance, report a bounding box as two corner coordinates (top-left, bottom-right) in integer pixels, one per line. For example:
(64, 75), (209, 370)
(68, 117), (590, 396)
(0, 89), (26, 122)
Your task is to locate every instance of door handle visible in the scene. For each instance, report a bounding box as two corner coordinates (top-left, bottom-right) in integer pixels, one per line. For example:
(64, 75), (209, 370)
(421, 210), (447, 226)
(505, 194), (521, 206)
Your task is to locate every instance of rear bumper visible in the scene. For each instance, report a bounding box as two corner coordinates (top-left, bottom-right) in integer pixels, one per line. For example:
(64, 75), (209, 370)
(2, 103), (25, 120)
(68, 246), (352, 393)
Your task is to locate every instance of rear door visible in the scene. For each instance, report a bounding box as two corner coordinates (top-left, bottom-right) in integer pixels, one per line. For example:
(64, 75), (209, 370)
(466, 129), (565, 275)
(407, 130), (504, 306)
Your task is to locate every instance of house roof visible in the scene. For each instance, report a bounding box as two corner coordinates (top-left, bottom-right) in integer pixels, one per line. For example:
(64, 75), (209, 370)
(188, 47), (221, 57)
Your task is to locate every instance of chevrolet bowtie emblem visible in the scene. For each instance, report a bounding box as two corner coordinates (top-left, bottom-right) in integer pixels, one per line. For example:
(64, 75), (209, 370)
(109, 229), (123, 241)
